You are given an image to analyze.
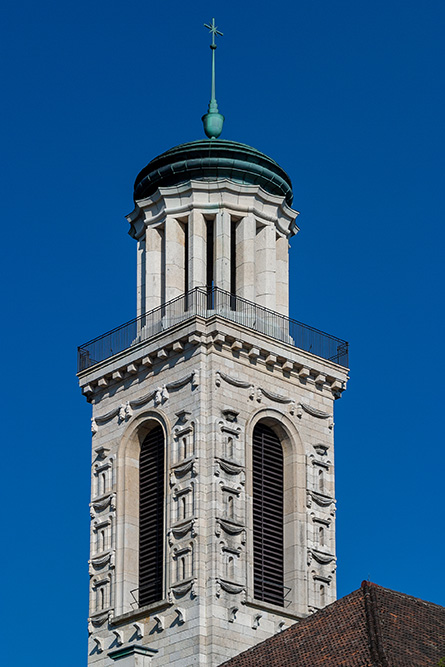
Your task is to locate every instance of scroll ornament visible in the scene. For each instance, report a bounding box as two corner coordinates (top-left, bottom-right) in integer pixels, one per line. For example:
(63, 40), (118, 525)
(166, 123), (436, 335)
(299, 403), (331, 419)
(92, 371), (198, 432)
(215, 371), (253, 390)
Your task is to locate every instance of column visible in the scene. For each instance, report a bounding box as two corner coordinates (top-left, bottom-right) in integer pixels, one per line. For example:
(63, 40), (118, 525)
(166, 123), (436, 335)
(145, 225), (163, 311)
(165, 216), (186, 302)
(235, 215), (256, 302)
(276, 234), (289, 316)
(137, 237), (146, 318)
(214, 210), (231, 292)
(189, 210), (206, 289)
(255, 223), (276, 310)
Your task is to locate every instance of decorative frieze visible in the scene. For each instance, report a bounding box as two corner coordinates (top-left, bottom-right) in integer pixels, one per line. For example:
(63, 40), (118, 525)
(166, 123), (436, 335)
(91, 372), (198, 433)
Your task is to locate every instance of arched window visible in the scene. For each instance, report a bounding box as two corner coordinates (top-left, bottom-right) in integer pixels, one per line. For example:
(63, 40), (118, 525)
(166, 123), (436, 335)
(252, 422), (284, 606)
(139, 424), (164, 607)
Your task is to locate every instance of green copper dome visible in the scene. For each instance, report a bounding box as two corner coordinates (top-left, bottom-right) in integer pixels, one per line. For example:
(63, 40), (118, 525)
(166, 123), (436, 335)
(133, 140), (293, 206)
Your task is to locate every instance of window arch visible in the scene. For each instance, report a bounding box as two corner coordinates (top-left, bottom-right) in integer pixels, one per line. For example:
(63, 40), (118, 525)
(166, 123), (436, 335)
(252, 422), (284, 606)
(139, 424), (164, 607)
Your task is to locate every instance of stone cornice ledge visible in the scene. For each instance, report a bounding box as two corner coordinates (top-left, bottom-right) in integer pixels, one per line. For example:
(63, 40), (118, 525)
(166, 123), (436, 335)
(127, 180), (299, 239)
(108, 645), (158, 661)
(79, 315), (348, 402)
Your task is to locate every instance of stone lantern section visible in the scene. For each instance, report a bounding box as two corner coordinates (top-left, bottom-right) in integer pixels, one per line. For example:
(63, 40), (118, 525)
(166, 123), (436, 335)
(78, 138), (349, 667)
(128, 140), (298, 317)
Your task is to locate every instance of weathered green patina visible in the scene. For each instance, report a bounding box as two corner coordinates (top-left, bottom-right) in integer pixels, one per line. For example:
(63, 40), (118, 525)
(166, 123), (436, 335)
(133, 139), (294, 205)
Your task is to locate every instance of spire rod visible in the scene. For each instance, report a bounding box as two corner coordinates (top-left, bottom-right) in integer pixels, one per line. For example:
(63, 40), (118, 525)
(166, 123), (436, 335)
(202, 18), (225, 139)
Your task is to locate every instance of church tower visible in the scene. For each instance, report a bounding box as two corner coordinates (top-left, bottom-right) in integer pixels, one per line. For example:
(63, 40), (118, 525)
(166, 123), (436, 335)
(78, 20), (348, 667)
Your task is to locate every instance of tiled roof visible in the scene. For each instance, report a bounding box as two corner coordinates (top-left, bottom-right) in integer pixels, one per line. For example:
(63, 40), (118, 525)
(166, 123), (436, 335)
(219, 581), (445, 666)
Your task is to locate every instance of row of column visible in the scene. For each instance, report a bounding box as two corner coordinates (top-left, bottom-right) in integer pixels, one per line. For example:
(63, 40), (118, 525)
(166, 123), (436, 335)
(137, 211), (289, 317)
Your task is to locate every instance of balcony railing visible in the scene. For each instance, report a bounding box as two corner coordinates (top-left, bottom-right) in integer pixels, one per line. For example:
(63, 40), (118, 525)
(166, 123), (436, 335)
(77, 287), (348, 372)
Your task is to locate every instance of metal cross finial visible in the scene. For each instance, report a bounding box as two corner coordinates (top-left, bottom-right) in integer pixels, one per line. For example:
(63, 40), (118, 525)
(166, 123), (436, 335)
(204, 18), (223, 49)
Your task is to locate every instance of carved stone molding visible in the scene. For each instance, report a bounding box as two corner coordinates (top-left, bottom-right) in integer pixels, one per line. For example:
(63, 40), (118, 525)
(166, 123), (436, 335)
(216, 578), (246, 596)
(168, 579), (196, 600)
(170, 458), (197, 482)
(168, 519), (196, 543)
(89, 610), (111, 628)
(216, 519), (246, 542)
(299, 403), (332, 419)
(92, 371), (198, 432)
(91, 493), (116, 515)
(89, 551), (115, 573)
(215, 459), (244, 476)
(307, 548), (336, 566)
(130, 389), (157, 408)
(306, 490), (335, 509)
(259, 387), (291, 404)
(95, 407), (120, 425)
(222, 409), (239, 422)
(216, 371), (253, 390)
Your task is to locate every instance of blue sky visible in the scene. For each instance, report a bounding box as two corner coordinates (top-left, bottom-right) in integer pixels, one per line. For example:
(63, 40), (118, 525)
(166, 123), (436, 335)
(1, 1), (444, 665)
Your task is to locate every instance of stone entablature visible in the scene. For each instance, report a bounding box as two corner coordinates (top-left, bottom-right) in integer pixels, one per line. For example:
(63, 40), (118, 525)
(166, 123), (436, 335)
(78, 315), (347, 407)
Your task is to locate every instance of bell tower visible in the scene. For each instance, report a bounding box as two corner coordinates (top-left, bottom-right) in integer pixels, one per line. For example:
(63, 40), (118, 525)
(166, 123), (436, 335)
(78, 20), (349, 667)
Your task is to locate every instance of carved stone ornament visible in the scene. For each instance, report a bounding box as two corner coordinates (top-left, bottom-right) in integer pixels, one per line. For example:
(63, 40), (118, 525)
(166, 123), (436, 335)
(216, 519), (246, 540)
(171, 458), (197, 479)
(175, 410), (192, 424)
(300, 403), (332, 419)
(216, 371), (253, 390)
(312, 549), (336, 565)
(91, 493), (116, 514)
(307, 548), (336, 565)
(92, 372), (198, 431)
(95, 407), (120, 425)
(89, 611), (110, 628)
(306, 490), (335, 508)
(169, 519), (196, 542)
(118, 402), (133, 423)
(169, 579), (195, 599)
(94, 445), (110, 460)
(259, 387), (292, 404)
(222, 409), (239, 422)
(216, 459), (244, 476)
(89, 551), (115, 573)
(130, 389), (157, 408)
(217, 579), (245, 595)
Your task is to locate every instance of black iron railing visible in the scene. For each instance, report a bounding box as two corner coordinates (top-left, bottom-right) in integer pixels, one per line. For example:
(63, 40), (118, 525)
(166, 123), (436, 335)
(77, 287), (348, 372)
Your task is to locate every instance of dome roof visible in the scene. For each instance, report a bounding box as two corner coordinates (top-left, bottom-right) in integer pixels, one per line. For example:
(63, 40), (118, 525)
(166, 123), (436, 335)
(133, 139), (293, 206)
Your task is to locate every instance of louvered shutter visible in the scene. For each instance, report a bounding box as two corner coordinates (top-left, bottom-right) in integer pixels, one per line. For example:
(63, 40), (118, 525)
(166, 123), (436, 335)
(139, 425), (164, 606)
(252, 423), (284, 606)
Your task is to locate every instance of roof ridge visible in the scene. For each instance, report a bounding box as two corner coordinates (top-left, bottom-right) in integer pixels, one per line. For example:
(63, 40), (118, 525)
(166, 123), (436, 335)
(362, 581), (390, 667)
(363, 580), (445, 612)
